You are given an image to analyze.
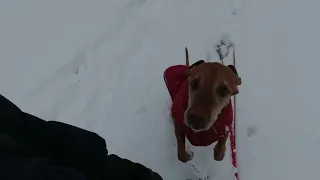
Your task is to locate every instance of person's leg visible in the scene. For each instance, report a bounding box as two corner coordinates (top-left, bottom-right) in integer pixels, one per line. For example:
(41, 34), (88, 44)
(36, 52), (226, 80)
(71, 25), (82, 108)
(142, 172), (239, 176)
(0, 94), (163, 180)
(0, 94), (106, 157)
(0, 94), (107, 179)
(0, 94), (55, 157)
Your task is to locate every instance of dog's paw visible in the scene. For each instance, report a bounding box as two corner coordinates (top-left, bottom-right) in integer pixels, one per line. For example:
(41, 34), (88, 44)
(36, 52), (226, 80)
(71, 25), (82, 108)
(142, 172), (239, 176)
(185, 146), (194, 161)
(186, 150), (194, 160)
(178, 149), (194, 163)
(214, 145), (226, 161)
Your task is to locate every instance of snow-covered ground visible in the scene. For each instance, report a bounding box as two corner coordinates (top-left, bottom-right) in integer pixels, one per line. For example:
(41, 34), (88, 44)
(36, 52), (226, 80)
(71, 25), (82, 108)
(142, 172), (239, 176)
(1, 0), (319, 179)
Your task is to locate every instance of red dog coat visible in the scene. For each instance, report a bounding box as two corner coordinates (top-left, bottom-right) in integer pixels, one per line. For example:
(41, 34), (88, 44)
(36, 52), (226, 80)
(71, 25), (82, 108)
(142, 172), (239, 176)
(164, 65), (233, 146)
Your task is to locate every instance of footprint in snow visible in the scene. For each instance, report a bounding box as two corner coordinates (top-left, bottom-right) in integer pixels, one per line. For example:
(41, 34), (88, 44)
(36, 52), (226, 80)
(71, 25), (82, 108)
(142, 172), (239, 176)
(231, 0), (244, 16)
(136, 107), (147, 114)
(247, 125), (258, 137)
(57, 46), (88, 76)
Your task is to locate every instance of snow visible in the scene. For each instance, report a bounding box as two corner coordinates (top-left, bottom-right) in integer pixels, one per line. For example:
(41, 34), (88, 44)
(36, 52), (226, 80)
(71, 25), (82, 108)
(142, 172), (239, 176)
(0, 0), (319, 180)
(236, 1), (320, 179)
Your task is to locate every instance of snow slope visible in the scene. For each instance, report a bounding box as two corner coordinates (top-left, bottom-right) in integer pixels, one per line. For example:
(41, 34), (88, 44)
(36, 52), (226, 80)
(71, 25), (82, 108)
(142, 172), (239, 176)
(236, 0), (320, 180)
(0, 0), (319, 180)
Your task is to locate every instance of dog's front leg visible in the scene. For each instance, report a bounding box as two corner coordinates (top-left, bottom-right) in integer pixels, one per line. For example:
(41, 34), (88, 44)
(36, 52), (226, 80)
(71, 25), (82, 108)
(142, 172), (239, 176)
(213, 133), (229, 161)
(174, 122), (193, 163)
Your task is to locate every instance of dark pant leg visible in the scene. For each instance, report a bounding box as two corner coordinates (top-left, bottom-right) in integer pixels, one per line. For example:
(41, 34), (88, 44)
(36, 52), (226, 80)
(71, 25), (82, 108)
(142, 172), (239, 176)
(0, 94), (56, 157)
(0, 94), (107, 179)
(0, 94), (163, 180)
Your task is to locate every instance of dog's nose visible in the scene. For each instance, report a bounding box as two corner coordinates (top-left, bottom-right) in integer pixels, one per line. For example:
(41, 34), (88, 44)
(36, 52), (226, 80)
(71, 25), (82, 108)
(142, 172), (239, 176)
(188, 111), (206, 125)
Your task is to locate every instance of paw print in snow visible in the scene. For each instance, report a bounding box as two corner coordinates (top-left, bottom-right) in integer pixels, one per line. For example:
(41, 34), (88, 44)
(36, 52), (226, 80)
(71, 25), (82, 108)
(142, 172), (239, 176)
(247, 125), (258, 137)
(136, 107), (147, 114)
(215, 37), (234, 60)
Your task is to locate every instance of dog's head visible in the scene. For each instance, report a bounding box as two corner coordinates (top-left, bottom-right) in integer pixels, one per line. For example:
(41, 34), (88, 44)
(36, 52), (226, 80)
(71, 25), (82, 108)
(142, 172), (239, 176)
(184, 62), (241, 132)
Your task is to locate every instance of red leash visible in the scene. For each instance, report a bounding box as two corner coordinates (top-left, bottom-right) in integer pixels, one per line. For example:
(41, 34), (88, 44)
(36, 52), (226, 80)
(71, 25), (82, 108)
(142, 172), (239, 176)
(220, 45), (239, 180)
(231, 46), (238, 179)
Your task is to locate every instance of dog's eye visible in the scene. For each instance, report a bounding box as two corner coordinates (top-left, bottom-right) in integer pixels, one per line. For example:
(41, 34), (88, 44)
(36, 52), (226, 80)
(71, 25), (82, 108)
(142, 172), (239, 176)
(217, 85), (229, 97)
(190, 79), (199, 90)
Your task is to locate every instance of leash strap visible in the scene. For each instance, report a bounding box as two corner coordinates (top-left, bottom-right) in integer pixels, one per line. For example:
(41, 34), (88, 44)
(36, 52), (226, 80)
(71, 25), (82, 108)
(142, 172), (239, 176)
(231, 46), (238, 180)
(219, 45), (239, 180)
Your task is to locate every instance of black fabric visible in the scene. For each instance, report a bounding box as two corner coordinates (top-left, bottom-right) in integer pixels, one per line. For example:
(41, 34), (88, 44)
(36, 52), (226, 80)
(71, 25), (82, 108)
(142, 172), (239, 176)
(0, 94), (162, 180)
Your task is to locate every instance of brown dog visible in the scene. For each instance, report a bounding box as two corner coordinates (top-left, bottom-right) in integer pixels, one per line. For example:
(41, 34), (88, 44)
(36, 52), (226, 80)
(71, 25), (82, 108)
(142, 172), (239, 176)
(164, 47), (241, 163)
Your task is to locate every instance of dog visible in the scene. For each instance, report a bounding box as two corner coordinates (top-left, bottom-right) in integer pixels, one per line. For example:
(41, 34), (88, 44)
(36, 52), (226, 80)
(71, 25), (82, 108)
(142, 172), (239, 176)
(164, 47), (241, 163)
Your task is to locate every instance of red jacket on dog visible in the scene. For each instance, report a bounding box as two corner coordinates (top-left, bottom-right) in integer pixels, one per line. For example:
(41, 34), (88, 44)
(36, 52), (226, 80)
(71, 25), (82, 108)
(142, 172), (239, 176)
(164, 65), (233, 146)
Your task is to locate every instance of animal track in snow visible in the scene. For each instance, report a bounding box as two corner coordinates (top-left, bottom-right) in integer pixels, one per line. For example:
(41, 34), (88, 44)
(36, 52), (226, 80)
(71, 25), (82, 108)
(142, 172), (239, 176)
(247, 125), (258, 137)
(230, 0), (244, 16)
(215, 35), (234, 60)
(57, 46), (88, 75)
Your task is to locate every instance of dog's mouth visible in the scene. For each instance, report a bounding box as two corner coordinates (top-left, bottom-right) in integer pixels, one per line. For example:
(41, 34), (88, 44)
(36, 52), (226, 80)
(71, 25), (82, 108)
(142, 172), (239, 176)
(184, 102), (228, 132)
(184, 109), (221, 132)
(188, 119), (217, 133)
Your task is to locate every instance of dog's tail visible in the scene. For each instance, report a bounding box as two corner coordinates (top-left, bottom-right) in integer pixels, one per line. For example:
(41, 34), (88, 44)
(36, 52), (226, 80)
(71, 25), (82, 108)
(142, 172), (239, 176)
(185, 46), (189, 66)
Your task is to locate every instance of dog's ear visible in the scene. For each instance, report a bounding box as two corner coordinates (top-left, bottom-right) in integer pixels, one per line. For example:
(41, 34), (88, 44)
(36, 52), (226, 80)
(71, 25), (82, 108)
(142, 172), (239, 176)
(228, 65), (241, 85)
(227, 65), (238, 76)
(188, 60), (205, 70)
(185, 60), (205, 77)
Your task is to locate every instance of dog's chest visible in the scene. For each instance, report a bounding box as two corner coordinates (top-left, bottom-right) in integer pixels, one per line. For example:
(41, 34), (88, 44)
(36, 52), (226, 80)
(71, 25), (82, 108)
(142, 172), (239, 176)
(184, 103), (233, 146)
